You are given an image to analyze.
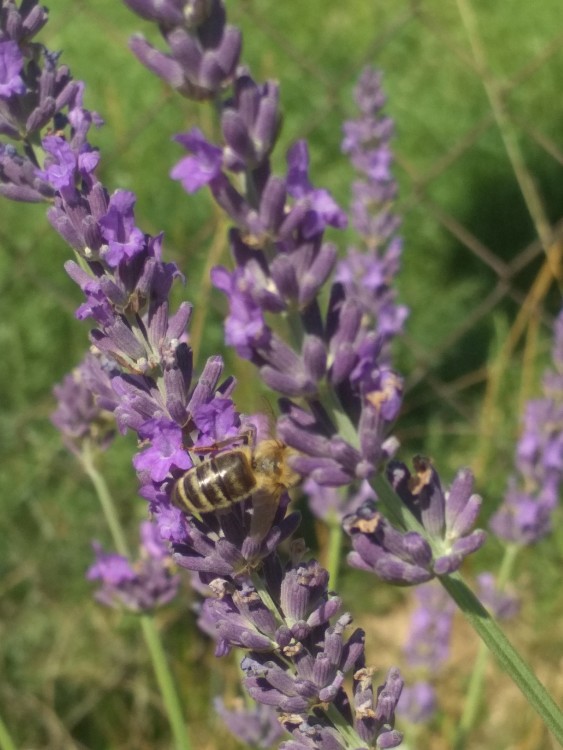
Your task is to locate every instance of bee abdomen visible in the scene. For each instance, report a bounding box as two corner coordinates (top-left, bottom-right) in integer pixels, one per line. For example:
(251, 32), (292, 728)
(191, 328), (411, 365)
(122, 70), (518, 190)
(173, 449), (257, 514)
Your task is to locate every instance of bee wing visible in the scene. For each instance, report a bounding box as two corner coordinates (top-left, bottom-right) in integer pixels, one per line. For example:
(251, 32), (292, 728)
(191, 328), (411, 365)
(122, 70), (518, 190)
(249, 490), (279, 541)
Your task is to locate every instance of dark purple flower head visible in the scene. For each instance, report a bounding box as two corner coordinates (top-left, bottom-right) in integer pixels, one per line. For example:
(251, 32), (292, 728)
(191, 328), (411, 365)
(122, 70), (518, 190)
(127, 1), (241, 100)
(344, 458), (486, 584)
(87, 521), (180, 612)
(353, 665), (403, 747)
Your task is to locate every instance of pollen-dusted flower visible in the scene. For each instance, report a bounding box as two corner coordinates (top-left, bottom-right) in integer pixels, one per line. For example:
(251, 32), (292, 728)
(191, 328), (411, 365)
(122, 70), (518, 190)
(87, 521), (180, 612)
(344, 457), (486, 584)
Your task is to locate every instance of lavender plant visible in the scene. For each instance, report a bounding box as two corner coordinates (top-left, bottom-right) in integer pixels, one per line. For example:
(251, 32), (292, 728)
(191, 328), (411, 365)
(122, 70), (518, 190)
(1, 0), (563, 748)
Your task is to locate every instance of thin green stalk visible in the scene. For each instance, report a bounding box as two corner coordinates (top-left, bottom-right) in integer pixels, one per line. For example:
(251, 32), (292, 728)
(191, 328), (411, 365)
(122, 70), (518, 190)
(453, 543), (521, 748)
(140, 616), (192, 750)
(79, 445), (192, 750)
(0, 715), (17, 750)
(326, 512), (343, 590)
(440, 572), (563, 744)
(80, 441), (130, 557)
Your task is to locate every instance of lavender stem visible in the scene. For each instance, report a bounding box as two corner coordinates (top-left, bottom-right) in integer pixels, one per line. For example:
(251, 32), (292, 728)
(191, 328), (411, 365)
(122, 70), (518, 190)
(79, 441), (130, 557)
(440, 572), (563, 744)
(78, 445), (192, 750)
(453, 542), (521, 749)
(139, 616), (192, 750)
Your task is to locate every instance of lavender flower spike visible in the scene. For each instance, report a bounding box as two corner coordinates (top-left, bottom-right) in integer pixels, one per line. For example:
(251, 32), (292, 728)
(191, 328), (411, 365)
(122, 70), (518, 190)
(490, 307), (563, 545)
(51, 352), (119, 455)
(338, 67), (408, 357)
(344, 457), (486, 584)
(88, 520), (180, 612)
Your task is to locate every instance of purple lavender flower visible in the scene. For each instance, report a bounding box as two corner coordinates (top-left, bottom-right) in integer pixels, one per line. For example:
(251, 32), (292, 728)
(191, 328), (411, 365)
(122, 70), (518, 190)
(0, 8), (99, 202)
(0, 40), (26, 98)
(338, 67), (408, 356)
(396, 681), (436, 725)
(215, 697), (285, 748)
(51, 353), (118, 455)
(130, 4), (405, 491)
(3, 4), (408, 747)
(126, 0), (241, 100)
(491, 308), (563, 545)
(87, 520), (180, 612)
(344, 458), (486, 584)
(196, 558), (403, 746)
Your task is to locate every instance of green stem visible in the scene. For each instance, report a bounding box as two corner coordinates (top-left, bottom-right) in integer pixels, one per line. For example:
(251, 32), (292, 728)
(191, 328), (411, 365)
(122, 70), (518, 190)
(440, 573), (563, 744)
(80, 441), (130, 557)
(0, 715), (17, 750)
(326, 513), (343, 590)
(79, 445), (192, 750)
(140, 616), (192, 750)
(453, 543), (521, 748)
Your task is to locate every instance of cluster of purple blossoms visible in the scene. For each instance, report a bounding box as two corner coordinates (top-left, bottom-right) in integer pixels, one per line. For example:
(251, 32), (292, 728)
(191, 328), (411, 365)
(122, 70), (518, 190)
(338, 67), (409, 359)
(124, 0), (404, 490)
(490, 308), (563, 545)
(198, 558), (403, 749)
(2, 2), (406, 746)
(88, 520), (180, 612)
(51, 352), (118, 455)
(343, 457), (487, 585)
(121, 2), (487, 590)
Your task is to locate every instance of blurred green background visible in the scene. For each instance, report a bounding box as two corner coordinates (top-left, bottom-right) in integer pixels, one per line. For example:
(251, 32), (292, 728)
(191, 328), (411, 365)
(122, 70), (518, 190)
(1, 0), (562, 748)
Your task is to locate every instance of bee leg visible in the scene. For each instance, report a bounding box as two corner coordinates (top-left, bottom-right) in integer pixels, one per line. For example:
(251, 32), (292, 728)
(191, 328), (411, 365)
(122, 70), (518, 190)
(189, 424), (257, 455)
(249, 490), (279, 541)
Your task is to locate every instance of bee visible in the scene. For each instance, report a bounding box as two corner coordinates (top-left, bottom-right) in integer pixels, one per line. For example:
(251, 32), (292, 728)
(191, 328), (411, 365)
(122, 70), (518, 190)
(171, 432), (301, 538)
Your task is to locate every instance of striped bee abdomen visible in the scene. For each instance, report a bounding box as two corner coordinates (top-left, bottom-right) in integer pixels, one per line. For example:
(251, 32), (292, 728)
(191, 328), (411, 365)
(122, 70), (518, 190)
(173, 448), (257, 514)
